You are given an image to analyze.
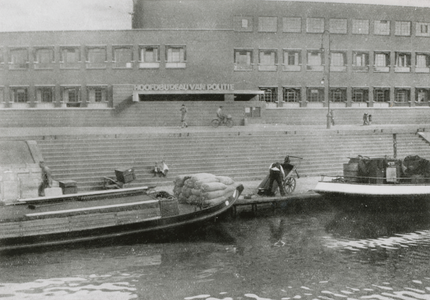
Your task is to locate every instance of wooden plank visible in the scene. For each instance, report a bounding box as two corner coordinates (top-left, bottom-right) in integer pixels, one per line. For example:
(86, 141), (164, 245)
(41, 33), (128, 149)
(69, 213), (116, 230)
(25, 200), (159, 218)
(21, 218), (70, 236)
(116, 208), (161, 224)
(0, 222), (22, 238)
(18, 186), (152, 204)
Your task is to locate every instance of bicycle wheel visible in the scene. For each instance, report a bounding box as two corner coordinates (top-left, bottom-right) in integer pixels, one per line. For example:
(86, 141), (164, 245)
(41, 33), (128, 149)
(211, 119), (220, 128)
(225, 119), (234, 128)
(284, 177), (296, 194)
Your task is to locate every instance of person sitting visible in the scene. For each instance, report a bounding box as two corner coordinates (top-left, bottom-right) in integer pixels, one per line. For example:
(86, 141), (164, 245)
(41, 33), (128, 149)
(158, 160), (169, 177)
(217, 106), (227, 123)
(152, 160), (169, 177)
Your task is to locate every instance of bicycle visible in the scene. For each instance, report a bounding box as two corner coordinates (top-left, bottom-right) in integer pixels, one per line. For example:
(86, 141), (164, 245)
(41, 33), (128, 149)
(211, 115), (234, 128)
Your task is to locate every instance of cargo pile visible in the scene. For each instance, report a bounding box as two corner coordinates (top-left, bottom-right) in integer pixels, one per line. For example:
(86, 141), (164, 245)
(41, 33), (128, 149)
(173, 173), (238, 207)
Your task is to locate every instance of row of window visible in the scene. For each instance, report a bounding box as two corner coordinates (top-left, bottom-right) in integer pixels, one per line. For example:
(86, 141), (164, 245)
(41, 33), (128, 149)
(2, 45), (429, 73)
(0, 45), (185, 70)
(0, 86), (109, 106)
(259, 87), (430, 104)
(234, 49), (430, 73)
(235, 16), (430, 37)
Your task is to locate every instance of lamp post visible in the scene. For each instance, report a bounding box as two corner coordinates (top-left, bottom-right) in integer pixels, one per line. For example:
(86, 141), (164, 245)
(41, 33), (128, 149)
(321, 30), (331, 129)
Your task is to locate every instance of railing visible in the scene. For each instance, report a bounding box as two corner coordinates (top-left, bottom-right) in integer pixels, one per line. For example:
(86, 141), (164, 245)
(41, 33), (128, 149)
(319, 174), (429, 184)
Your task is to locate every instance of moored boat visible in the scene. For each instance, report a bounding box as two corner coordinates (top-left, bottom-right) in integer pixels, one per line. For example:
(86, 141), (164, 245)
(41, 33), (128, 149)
(313, 155), (430, 210)
(0, 183), (243, 252)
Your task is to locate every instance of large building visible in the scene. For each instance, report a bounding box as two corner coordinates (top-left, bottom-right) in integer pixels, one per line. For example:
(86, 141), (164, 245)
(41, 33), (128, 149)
(1, 0), (430, 127)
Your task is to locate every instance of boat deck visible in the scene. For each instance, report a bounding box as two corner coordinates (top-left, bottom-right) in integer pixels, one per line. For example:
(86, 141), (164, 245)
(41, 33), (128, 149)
(0, 190), (196, 223)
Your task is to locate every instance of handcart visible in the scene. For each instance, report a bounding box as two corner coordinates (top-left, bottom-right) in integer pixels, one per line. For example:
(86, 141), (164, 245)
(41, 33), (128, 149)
(103, 167), (136, 189)
(257, 156), (302, 196)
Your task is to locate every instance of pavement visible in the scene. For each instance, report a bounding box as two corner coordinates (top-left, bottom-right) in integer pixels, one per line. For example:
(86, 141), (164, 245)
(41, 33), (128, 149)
(0, 123), (429, 137)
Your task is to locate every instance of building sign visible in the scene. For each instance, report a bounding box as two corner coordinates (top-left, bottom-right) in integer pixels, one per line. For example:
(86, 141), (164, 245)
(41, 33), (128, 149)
(134, 84), (234, 92)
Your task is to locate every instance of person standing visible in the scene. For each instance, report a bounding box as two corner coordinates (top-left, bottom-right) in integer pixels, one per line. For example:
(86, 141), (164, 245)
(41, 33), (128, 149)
(180, 104), (188, 128)
(268, 161), (286, 196)
(363, 113), (369, 125)
(329, 110), (335, 126)
(38, 161), (52, 197)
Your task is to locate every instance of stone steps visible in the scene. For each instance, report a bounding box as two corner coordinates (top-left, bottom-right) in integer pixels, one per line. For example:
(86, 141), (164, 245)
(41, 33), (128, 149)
(34, 129), (430, 192)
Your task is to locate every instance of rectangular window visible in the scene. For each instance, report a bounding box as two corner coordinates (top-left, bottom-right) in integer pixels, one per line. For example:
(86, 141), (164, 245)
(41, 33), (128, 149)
(234, 16), (253, 32)
(258, 49), (277, 71)
(416, 88), (430, 103)
(352, 19), (369, 34)
(0, 87), (4, 103)
(165, 45), (186, 68)
(36, 87), (54, 103)
(113, 46), (133, 68)
(375, 53), (388, 66)
(353, 52), (369, 66)
(306, 18), (324, 33)
(258, 17), (277, 32)
(307, 50), (323, 71)
(395, 88), (410, 103)
(352, 88), (369, 102)
(329, 19), (347, 34)
(283, 88), (300, 102)
(307, 88), (324, 102)
(330, 88), (346, 102)
(416, 53), (430, 72)
(86, 46), (107, 69)
(139, 45), (160, 69)
(416, 22), (430, 37)
(11, 87), (28, 103)
(259, 87), (277, 103)
(352, 51), (369, 72)
(34, 47), (54, 69)
(87, 86), (107, 103)
(374, 52), (390, 72)
(9, 48), (28, 69)
(283, 49), (301, 71)
(374, 88), (390, 102)
(395, 52), (411, 67)
(234, 49), (253, 71)
(395, 21), (411, 36)
(61, 86), (81, 104)
(60, 46), (80, 69)
(374, 20), (390, 35)
(283, 17), (301, 33)
(330, 52), (347, 71)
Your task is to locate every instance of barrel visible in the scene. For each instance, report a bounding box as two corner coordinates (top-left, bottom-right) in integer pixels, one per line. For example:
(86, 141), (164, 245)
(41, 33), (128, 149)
(343, 163), (359, 182)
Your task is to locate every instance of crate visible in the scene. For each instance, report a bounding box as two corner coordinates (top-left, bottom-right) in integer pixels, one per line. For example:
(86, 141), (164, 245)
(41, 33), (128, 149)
(159, 198), (180, 217)
(59, 180), (78, 194)
(115, 168), (135, 183)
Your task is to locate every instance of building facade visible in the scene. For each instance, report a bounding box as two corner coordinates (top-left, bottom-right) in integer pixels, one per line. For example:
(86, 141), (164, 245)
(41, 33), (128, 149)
(0, 0), (429, 127)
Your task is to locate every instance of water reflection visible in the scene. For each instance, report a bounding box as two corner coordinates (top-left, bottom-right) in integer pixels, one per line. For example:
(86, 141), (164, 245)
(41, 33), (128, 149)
(1, 206), (430, 300)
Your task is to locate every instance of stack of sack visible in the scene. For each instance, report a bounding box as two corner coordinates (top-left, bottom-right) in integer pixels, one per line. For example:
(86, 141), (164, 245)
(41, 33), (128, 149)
(173, 173), (238, 207)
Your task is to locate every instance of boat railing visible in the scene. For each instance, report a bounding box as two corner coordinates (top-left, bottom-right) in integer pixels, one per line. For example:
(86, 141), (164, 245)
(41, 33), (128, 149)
(319, 174), (430, 184)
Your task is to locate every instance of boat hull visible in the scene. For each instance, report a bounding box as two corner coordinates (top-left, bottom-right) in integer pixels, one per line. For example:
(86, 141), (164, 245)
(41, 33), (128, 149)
(0, 185), (243, 252)
(314, 181), (430, 210)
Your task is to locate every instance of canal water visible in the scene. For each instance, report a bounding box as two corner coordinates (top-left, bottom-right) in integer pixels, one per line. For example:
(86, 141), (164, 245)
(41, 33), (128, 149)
(1, 203), (430, 300)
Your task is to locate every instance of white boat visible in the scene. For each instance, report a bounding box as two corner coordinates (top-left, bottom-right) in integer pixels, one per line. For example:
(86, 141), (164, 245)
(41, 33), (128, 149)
(313, 155), (430, 209)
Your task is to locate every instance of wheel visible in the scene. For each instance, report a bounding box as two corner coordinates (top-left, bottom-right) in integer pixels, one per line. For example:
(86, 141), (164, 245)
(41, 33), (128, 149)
(211, 119), (220, 128)
(225, 119), (234, 128)
(284, 177), (296, 194)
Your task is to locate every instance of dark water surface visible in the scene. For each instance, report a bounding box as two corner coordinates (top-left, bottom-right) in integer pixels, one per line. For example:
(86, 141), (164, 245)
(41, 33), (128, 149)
(1, 203), (430, 300)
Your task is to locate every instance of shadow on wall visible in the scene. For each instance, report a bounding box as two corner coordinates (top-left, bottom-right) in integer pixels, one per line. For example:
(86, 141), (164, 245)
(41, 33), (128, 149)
(113, 97), (134, 115)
